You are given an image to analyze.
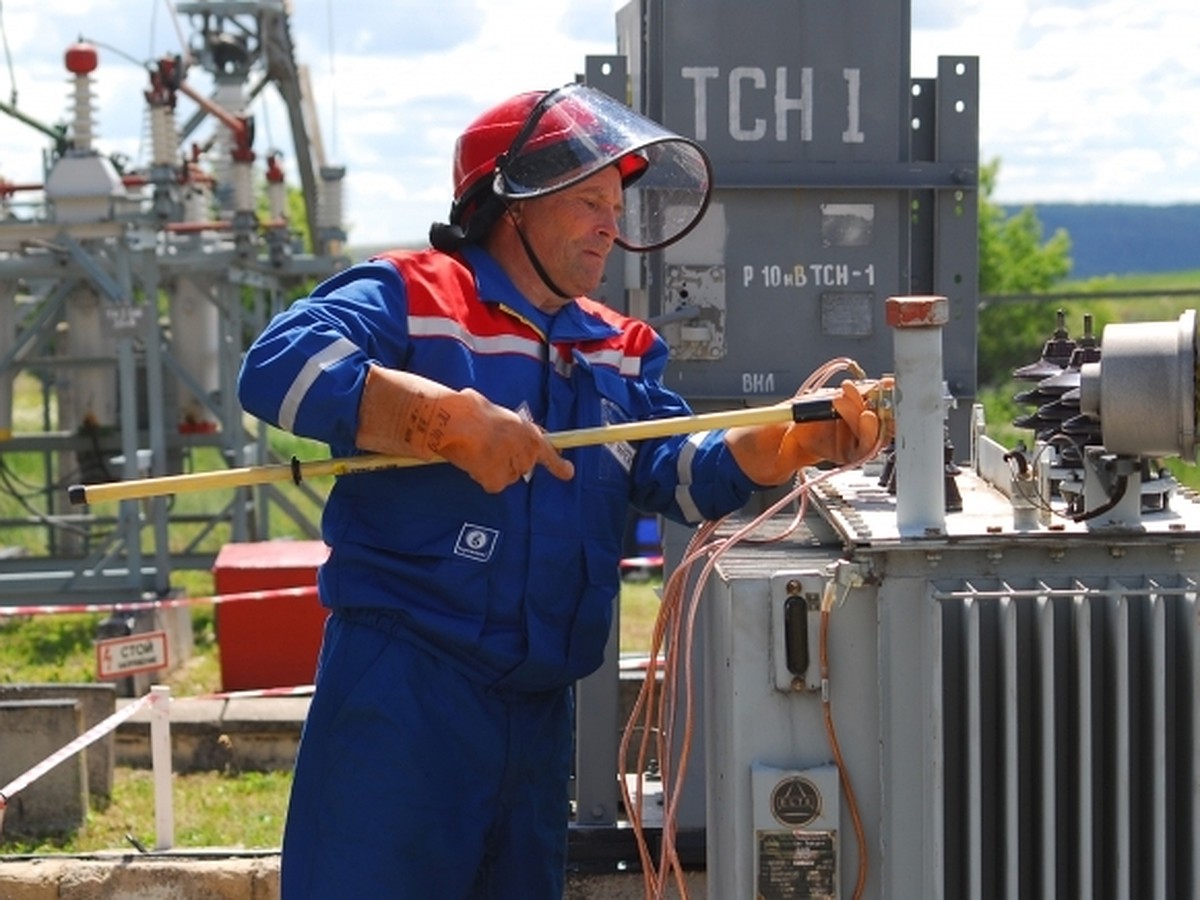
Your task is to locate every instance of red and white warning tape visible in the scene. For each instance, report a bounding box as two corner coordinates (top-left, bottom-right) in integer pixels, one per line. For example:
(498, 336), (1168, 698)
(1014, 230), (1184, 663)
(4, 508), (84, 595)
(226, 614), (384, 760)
(195, 684), (315, 701)
(0, 584), (318, 618)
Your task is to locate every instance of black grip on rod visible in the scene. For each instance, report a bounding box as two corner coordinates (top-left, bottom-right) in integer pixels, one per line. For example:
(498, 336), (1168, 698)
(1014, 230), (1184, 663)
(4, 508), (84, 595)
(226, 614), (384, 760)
(789, 397), (838, 423)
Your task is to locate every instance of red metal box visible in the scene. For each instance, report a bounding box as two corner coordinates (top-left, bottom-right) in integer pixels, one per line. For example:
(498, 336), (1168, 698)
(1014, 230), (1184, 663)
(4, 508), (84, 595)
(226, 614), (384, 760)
(212, 540), (330, 692)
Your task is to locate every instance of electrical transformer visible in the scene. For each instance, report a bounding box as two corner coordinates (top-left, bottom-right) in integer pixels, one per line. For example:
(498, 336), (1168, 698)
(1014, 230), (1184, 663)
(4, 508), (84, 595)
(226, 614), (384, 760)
(701, 304), (1199, 899)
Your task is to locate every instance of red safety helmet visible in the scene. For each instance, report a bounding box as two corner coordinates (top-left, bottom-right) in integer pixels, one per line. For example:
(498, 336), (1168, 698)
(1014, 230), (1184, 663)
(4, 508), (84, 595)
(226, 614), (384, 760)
(452, 90), (647, 206)
(433, 84), (711, 253)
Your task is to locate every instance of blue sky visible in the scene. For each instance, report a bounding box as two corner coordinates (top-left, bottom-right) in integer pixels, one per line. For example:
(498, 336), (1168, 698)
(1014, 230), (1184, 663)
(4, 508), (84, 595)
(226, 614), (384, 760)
(1, 0), (1197, 248)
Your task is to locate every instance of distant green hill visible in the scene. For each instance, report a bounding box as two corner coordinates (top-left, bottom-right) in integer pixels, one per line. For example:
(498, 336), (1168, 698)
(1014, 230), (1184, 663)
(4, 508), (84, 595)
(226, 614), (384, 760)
(1002, 203), (1200, 279)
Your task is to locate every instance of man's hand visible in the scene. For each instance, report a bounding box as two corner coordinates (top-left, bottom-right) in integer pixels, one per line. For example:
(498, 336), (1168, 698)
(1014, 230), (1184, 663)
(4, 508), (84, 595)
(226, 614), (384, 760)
(357, 365), (574, 493)
(724, 379), (888, 486)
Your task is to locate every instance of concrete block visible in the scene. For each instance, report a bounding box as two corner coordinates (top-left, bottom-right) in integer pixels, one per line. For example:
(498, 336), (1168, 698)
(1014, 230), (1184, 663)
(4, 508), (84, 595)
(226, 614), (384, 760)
(0, 699), (87, 839)
(116, 697), (305, 774)
(0, 684), (117, 805)
(115, 697), (226, 773)
(0, 856), (66, 899)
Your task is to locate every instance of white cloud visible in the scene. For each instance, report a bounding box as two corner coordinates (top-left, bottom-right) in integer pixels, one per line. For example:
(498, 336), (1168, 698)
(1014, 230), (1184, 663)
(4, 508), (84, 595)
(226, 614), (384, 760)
(2, 0), (1198, 249)
(909, 0), (1200, 205)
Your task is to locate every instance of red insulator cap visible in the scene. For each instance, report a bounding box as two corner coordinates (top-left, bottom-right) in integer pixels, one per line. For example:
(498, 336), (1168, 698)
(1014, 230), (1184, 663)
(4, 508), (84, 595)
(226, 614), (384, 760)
(65, 42), (99, 75)
(885, 295), (949, 328)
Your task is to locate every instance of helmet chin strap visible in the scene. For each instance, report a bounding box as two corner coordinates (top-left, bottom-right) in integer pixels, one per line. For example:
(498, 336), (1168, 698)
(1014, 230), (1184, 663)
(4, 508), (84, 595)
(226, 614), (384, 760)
(506, 206), (574, 300)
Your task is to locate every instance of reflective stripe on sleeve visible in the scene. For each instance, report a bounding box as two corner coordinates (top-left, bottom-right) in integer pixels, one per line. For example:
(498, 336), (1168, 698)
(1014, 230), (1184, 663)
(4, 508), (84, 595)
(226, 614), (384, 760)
(672, 431), (708, 524)
(278, 336), (361, 432)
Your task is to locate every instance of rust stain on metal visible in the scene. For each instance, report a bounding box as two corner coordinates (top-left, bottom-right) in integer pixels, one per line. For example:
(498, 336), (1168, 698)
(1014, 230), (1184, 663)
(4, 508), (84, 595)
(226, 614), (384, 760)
(885, 295), (949, 328)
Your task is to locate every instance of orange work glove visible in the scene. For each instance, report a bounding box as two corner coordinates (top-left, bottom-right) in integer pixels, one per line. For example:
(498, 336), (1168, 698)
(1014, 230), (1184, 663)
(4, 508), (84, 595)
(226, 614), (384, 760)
(725, 379), (885, 486)
(357, 365), (574, 493)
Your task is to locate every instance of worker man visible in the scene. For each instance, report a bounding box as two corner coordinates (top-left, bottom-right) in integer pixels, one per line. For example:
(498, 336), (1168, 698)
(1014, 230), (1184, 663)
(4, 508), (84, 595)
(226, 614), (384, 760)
(237, 84), (883, 899)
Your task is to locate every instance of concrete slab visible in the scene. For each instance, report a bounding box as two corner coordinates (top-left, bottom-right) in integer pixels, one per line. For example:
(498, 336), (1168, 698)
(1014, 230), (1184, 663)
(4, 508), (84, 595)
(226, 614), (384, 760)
(222, 697), (310, 731)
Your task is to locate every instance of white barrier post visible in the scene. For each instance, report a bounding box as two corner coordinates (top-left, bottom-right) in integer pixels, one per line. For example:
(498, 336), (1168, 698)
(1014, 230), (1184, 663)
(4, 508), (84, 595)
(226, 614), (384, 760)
(150, 684), (174, 850)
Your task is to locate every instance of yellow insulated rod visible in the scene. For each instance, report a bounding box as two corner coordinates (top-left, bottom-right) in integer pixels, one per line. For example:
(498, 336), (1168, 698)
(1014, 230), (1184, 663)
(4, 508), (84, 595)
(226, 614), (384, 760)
(67, 394), (850, 506)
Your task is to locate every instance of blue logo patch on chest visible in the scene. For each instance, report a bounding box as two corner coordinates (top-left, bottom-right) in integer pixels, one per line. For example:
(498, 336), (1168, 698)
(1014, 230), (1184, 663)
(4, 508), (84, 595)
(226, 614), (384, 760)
(454, 523), (500, 562)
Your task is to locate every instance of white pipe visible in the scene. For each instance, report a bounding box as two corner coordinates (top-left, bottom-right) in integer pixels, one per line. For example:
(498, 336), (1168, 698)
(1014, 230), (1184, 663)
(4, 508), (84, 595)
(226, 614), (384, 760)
(887, 295), (948, 536)
(150, 684), (174, 850)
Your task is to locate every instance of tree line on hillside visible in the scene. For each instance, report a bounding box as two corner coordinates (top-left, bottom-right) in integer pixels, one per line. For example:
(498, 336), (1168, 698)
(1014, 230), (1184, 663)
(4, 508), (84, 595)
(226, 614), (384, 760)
(978, 160), (1075, 386)
(1000, 203), (1200, 280)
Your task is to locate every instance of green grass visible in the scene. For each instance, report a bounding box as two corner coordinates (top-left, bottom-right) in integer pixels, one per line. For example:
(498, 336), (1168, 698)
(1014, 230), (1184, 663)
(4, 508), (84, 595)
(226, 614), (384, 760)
(0, 613), (102, 684)
(3, 769), (292, 854)
(618, 576), (662, 654)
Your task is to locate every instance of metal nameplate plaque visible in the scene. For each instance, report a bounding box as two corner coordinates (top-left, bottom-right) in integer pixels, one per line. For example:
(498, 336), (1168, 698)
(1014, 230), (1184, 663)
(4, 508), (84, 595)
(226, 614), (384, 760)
(756, 829), (837, 900)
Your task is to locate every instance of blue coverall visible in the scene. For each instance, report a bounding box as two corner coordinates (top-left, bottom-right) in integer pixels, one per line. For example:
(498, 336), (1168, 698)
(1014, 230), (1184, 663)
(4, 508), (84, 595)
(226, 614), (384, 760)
(237, 243), (761, 898)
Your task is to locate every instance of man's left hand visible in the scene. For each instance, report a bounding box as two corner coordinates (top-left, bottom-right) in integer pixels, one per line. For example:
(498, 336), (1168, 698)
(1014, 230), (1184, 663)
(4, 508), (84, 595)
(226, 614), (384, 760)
(724, 379), (887, 486)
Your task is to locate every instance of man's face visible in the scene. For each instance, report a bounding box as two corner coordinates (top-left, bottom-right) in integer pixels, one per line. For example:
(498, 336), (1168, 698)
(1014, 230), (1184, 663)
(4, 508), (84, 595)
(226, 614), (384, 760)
(512, 166), (624, 309)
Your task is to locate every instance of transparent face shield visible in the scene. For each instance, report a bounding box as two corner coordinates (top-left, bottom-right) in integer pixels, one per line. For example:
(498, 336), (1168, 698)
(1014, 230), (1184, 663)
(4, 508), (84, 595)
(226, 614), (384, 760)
(492, 84), (713, 252)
